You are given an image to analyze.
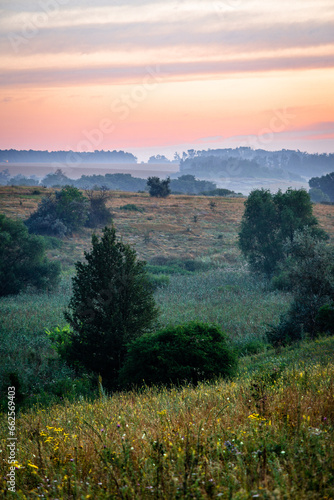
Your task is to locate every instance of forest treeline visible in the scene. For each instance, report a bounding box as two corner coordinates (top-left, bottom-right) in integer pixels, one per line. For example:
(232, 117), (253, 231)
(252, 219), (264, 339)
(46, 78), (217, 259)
(180, 147), (334, 180)
(0, 169), (238, 196)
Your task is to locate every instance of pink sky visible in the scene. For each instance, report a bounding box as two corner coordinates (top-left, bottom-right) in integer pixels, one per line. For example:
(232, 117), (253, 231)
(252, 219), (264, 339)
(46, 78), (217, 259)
(0, 0), (334, 161)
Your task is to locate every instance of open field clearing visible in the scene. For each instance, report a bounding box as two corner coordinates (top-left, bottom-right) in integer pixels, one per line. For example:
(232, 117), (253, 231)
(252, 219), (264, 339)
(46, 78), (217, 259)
(1, 186), (333, 269)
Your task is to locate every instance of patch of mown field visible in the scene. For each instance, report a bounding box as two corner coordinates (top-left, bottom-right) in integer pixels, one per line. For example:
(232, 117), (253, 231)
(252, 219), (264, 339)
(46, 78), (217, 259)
(0, 337), (333, 499)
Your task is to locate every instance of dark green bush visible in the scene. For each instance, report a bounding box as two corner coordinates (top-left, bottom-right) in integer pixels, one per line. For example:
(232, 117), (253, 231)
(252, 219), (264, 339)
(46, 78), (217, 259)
(316, 303), (334, 334)
(25, 186), (89, 236)
(43, 235), (64, 249)
(147, 177), (171, 198)
(119, 204), (143, 212)
(0, 214), (61, 296)
(119, 322), (238, 388)
(85, 189), (113, 228)
(147, 257), (212, 275)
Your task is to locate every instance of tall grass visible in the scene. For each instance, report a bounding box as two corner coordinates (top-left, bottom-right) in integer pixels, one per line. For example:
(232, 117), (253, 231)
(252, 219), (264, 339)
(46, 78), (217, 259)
(156, 267), (292, 346)
(0, 338), (333, 498)
(0, 278), (73, 407)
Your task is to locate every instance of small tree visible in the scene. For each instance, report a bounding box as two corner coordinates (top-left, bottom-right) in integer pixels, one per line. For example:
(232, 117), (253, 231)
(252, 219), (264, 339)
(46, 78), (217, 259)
(85, 188), (113, 228)
(147, 176), (171, 198)
(64, 226), (158, 388)
(0, 214), (60, 296)
(119, 322), (237, 388)
(239, 188), (327, 276)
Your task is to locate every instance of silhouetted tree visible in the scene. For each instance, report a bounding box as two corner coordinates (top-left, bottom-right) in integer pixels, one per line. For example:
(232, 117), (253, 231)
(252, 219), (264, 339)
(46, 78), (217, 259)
(147, 176), (171, 198)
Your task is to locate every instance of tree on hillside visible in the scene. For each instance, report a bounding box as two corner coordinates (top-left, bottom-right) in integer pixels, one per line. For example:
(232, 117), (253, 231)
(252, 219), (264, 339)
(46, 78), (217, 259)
(85, 188), (113, 228)
(25, 185), (89, 237)
(309, 172), (334, 202)
(309, 188), (330, 203)
(63, 226), (159, 388)
(268, 229), (334, 344)
(0, 214), (60, 296)
(147, 176), (171, 198)
(238, 188), (327, 276)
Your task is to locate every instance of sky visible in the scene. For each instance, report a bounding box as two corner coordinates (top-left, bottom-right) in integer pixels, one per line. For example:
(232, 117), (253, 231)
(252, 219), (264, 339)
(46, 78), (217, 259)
(0, 0), (334, 161)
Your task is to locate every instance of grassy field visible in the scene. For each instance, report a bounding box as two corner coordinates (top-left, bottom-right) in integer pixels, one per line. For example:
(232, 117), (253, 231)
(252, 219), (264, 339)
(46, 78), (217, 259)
(1, 185), (334, 269)
(0, 337), (333, 498)
(1, 186), (334, 498)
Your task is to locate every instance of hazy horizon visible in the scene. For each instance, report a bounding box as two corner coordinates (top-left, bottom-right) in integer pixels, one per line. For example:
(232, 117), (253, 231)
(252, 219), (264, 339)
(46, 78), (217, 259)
(1, 0), (334, 158)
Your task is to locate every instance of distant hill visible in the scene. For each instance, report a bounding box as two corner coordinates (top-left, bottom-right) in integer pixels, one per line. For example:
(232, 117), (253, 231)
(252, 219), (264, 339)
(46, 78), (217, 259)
(180, 147), (334, 180)
(0, 149), (137, 164)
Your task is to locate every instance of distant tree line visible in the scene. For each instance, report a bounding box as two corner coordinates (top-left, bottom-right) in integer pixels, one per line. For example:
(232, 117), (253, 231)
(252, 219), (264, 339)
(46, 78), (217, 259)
(0, 149), (137, 164)
(1, 169), (233, 196)
(180, 147), (334, 180)
(181, 155), (303, 181)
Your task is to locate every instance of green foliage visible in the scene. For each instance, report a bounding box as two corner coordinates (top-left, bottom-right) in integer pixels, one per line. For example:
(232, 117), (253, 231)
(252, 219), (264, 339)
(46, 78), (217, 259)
(147, 256), (213, 275)
(201, 188), (240, 196)
(85, 189), (113, 228)
(119, 322), (238, 388)
(267, 229), (334, 345)
(147, 273), (170, 291)
(119, 203), (143, 212)
(0, 214), (61, 296)
(309, 187), (330, 203)
(147, 176), (171, 198)
(309, 171), (334, 202)
(239, 188), (327, 276)
(64, 226), (159, 388)
(0, 278), (95, 410)
(233, 334), (268, 357)
(169, 175), (216, 195)
(316, 303), (334, 334)
(25, 185), (89, 236)
(46, 324), (73, 360)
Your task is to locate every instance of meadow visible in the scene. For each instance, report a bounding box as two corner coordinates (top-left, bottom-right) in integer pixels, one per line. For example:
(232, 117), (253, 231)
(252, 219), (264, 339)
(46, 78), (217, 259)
(0, 186), (334, 498)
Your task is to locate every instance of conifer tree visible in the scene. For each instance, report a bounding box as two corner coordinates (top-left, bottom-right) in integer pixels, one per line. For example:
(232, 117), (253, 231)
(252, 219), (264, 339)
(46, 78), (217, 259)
(64, 226), (158, 388)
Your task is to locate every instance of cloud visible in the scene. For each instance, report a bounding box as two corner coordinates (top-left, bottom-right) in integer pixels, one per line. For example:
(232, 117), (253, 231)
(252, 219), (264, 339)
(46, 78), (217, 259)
(1, 54), (334, 88)
(2, 18), (334, 56)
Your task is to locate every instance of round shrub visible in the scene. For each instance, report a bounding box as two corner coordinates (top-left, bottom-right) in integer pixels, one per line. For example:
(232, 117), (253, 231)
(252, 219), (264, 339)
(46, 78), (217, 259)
(119, 322), (237, 388)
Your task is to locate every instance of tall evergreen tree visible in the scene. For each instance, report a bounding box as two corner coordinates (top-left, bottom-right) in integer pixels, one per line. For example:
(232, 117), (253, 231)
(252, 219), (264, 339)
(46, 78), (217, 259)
(64, 226), (158, 388)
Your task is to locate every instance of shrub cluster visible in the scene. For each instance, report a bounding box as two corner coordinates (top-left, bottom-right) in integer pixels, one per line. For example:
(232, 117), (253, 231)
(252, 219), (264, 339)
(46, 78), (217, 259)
(0, 214), (61, 297)
(25, 186), (112, 237)
(119, 322), (238, 389)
